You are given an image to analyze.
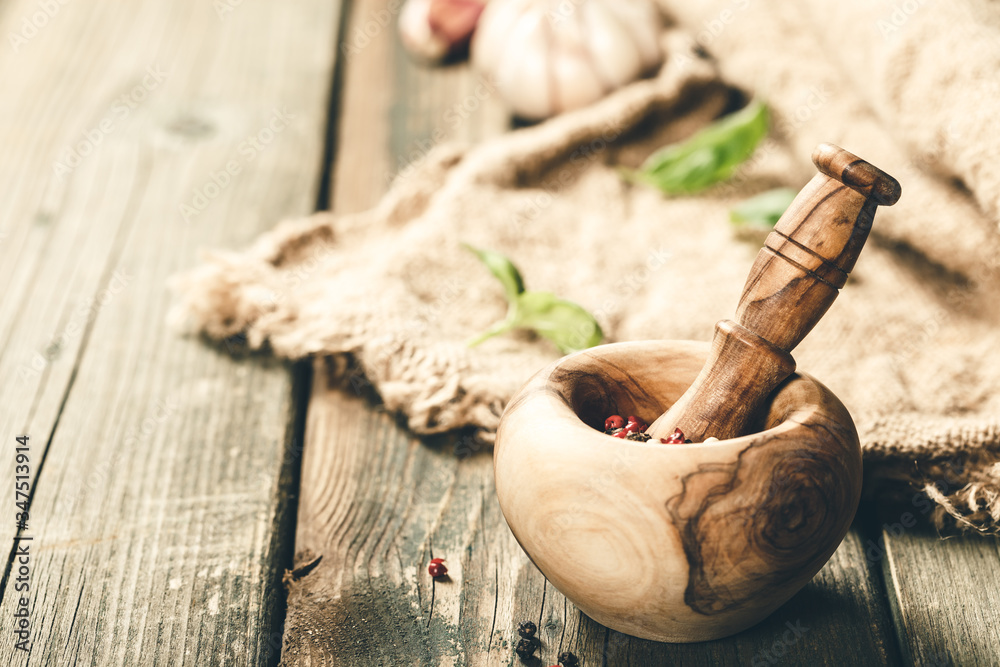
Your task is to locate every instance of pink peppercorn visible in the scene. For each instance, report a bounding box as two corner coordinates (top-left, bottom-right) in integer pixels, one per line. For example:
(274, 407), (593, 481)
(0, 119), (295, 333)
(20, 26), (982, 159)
(428, 558), (447, 578)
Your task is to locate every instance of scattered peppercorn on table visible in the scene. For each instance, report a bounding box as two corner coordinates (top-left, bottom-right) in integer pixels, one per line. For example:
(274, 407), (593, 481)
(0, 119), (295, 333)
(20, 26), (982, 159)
(2, 1), (999, 665)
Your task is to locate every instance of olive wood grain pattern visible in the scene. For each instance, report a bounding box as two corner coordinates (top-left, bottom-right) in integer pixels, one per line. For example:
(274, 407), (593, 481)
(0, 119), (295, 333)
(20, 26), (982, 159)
(648, 144), (901, 442)
(495, 341), (863, 642)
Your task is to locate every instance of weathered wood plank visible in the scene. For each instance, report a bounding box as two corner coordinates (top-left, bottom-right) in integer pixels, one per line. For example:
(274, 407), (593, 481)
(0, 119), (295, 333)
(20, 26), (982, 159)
(283, 1), (902, 663)
(0, 1), (341, 663)
(879, 519), (1000, 666)
(281, 0), (510, 662)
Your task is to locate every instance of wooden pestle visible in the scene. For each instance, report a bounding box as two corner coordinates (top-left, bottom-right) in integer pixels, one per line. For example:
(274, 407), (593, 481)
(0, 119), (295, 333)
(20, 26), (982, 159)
(646, 144), (901, 442)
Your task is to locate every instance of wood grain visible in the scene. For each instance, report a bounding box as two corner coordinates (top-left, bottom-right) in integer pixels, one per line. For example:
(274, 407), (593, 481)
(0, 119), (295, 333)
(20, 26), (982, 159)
(282, 3), (902, 663)
(599, 527), (901, 667)
(0, 1), (340, 663)
(494, 341), (863, 642)
(879, 521), (1000, 665)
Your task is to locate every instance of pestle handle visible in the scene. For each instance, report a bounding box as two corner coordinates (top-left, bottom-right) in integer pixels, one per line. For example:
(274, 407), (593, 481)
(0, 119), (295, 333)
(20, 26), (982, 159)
(736, 143), (901, 351)
(647, 144), (900, 442)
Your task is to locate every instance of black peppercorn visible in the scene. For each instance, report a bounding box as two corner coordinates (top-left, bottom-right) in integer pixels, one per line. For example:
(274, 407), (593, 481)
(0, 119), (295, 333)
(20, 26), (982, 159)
(558, 651), (579, 667)
(515, 637), (539, 660)
(517, 620), (537, 638)
(625, 431), (651, 442)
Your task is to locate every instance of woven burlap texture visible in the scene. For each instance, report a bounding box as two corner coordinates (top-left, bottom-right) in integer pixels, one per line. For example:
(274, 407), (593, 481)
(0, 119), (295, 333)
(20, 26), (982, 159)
(170, 32), (1000, 533)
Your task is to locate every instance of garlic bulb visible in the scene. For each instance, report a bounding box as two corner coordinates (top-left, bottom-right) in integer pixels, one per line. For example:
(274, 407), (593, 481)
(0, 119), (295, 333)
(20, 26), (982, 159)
(399, 0), (488, 63)
(472, 0), (663, 120)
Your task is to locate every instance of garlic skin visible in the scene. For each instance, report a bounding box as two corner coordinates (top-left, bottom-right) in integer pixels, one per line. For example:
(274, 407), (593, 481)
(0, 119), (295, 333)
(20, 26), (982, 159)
(472, 0), (663, 120)
(400, 0), (451, 62)
(399, 0), (488, 63)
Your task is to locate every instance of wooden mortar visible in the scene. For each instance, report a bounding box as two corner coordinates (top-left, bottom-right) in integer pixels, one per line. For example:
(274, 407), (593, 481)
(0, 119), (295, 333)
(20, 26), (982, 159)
(493, 144), (900, 642)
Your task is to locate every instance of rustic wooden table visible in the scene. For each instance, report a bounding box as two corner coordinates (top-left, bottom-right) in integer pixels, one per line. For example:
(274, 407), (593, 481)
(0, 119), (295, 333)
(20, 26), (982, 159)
(1, 1), (998, 665)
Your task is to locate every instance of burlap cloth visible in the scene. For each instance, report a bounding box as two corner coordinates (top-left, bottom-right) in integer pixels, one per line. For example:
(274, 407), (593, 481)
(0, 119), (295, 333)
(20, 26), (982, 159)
(169, 12), (1000, 533)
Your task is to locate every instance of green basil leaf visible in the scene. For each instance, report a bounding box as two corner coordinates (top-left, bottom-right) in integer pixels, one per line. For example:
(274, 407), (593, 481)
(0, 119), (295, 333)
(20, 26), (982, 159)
(730, 187), (798, 227)
(512, 291), (603, 354)
(629, 100), (769, 195)
(465, 246), (602, 353)
(463, 243), (524, 302)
